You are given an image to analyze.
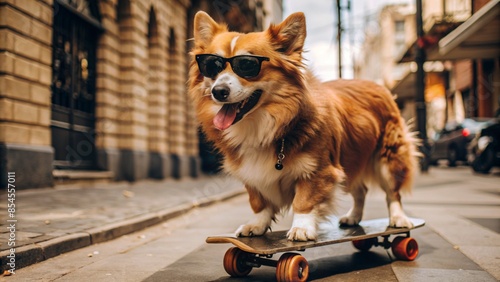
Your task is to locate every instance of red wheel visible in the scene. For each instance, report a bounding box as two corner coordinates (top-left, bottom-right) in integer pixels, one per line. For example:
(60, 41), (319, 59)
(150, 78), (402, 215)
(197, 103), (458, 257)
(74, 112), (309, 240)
(276, 253), (309, 282)
(391, 236), (419, 261)
(352, 237), (377, 251)
(223, 247), (253, 277)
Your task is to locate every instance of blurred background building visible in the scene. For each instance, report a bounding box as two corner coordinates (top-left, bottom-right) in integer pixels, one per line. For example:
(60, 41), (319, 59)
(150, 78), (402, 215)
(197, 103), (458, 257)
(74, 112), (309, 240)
(355, 0), (499, 139)
(0, 0), (283, 189)
(1, 0), (497, 189)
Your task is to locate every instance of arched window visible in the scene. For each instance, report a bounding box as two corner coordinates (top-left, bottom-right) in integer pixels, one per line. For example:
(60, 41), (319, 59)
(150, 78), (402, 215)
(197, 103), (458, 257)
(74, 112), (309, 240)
(168, 27), (176, 55)
(147, 7), (161, 152)
(116, 0), (131, 23)
(167, 27), (178, 152)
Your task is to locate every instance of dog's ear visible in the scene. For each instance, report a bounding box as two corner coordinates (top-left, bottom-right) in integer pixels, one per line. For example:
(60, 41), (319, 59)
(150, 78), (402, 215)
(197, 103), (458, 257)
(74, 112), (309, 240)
(267, 12), (306, 55)
(193, 11), (226, 48)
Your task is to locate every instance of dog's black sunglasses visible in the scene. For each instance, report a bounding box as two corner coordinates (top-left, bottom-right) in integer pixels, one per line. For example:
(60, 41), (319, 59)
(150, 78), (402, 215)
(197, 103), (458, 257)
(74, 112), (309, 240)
(195, 54), (270, 79)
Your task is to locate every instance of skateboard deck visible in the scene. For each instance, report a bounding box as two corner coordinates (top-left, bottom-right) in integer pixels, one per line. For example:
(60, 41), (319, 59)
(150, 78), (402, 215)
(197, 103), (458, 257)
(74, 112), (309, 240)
(207, 217), (424, 255)
(206, 217), (425, 281)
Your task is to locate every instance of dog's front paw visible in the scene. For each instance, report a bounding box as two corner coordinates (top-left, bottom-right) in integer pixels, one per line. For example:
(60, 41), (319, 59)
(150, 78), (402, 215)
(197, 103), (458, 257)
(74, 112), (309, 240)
(339, 214), (361, 226)
(235, 224), (269, 237)
(287, 226), (317, 241)
(288, 213), (318, 241)
(390, 214), (414, 228)
(236, 209), (274, 237)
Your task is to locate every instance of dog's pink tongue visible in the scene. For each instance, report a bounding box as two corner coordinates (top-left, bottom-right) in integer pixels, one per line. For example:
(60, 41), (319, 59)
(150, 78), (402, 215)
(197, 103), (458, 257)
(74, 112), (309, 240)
(214, 104), (237, 130)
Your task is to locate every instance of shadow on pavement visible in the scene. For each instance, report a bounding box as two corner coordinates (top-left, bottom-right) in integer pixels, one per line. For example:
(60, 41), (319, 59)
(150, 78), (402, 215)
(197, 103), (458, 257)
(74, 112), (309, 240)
(144, 244), (395, 282)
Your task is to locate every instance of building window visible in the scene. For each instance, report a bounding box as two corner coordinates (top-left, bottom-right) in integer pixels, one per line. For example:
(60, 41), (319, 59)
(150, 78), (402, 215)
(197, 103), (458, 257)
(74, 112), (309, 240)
(168, 27), (176, 54)
(51, 0), (101, 169)
(394, 20), (405, 57)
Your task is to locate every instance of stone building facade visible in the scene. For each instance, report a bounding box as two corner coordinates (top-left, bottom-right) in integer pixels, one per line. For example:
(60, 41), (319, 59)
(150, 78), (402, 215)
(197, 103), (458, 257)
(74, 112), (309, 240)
(0, 0), (197, 189)
(0, 0), (54, 188)
(92, 0), (198, 182)
(0, 0), (283, 189)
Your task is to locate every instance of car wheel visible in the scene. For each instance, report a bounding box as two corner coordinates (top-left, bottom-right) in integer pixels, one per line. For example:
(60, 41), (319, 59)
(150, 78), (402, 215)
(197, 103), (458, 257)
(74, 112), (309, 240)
(447, 147), (458, 167)
(472, 146), (494, 174)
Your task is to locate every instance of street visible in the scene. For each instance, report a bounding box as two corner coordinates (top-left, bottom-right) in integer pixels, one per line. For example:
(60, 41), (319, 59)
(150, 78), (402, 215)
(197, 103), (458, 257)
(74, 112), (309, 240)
(1, 0), (499, 281)
(11, 166), (500, 281)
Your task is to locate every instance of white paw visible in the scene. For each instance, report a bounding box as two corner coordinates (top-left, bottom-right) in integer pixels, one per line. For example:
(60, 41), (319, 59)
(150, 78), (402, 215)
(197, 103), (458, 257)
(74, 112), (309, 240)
(235, 223), (269, 237)
(339, 214), (361, 226)
(390, 214), (414, 228)
(287, 226), (317, 241)
(235, 209), (274, 237)
(287, 213), (318, 241)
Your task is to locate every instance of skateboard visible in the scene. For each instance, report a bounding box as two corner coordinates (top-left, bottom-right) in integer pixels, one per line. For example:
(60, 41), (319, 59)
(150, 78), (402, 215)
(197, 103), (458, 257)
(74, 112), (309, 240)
(206, 217), (425, 281)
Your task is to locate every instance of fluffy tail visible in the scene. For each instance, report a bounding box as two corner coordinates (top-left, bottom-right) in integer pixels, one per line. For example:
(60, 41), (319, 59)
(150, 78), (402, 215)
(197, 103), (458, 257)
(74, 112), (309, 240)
(380, 117), (421, 193)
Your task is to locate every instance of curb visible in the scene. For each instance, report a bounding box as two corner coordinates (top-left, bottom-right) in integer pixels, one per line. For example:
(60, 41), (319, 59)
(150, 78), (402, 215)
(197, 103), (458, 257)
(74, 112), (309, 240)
(0, 188), (245, 273)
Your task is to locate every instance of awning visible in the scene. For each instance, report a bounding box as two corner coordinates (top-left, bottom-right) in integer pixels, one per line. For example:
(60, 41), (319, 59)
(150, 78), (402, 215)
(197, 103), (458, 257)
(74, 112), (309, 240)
(392, 69), (445, 101)
(392, 71), (416, 100)
(439, 0), (500, 60)
(397, 20), (463, 63)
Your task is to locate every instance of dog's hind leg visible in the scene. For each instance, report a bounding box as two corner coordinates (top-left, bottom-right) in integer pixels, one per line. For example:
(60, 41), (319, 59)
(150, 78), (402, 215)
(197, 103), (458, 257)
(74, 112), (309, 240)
(381, 151), (415, 228)
(339, 182), (368, 226)
(379, 118), (419, 228)
(386, 189), (413, 228)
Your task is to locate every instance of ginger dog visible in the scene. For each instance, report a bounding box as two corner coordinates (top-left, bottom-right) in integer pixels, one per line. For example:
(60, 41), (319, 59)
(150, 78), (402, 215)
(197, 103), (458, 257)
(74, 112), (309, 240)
(188, 11), (419, 241)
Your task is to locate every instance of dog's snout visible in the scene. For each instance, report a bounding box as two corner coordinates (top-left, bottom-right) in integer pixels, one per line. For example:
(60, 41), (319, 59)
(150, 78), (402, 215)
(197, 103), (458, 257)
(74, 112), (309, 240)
(212, 85), (230, 102)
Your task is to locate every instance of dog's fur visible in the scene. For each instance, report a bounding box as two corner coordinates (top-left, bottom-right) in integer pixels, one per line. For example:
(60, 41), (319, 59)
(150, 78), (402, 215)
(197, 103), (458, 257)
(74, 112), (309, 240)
(188, 12), (420, 241)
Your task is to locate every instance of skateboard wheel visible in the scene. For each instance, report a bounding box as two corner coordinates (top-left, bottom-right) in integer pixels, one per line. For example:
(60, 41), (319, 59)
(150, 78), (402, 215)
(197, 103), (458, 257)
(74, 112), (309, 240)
(223, 247), (253, 277)
(277, 253), (296, 282)
(391, 236), (419, 261)
(276, 253), (309, 282)
(352, 237), (377, 251)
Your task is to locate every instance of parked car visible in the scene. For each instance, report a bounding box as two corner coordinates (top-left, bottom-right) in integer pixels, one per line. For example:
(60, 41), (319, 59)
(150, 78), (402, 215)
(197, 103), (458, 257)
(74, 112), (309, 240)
(429, 118), (492, 166)
(468, 119), (500, 173)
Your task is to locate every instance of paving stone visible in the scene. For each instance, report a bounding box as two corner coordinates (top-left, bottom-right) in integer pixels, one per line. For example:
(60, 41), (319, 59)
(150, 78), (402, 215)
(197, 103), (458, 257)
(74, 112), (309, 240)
(392, 267), (497, 282)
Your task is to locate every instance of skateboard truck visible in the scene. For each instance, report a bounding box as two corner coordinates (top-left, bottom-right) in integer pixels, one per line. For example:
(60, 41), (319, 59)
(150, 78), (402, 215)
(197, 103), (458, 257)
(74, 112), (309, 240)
(224, 247), (309, 281)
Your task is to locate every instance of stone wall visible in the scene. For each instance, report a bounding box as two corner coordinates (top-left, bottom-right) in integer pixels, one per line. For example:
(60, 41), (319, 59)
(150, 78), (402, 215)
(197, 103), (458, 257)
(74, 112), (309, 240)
(0, 0), (200, 189)
(95, 0), (198, 181)
(92, 0), (199, 180)
(0, 0), (54, 188)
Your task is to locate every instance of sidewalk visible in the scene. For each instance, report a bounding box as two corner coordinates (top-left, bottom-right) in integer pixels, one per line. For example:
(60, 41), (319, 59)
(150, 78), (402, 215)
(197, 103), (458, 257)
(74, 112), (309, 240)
(0, 175), (245, 273)
(1, 167), (499, 280)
